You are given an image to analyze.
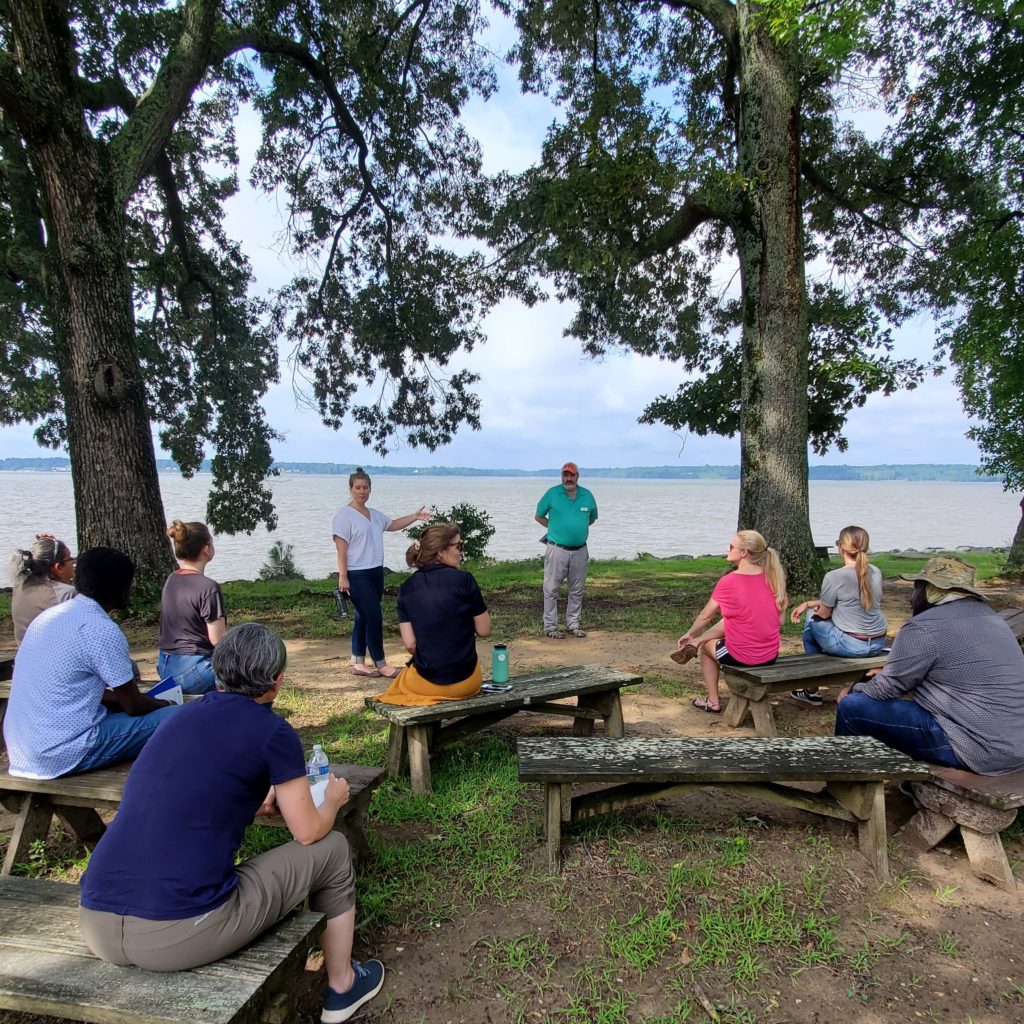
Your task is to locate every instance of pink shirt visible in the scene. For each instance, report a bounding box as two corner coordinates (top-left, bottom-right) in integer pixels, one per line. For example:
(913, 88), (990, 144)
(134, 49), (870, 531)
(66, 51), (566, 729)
(711, 571), (781, 666)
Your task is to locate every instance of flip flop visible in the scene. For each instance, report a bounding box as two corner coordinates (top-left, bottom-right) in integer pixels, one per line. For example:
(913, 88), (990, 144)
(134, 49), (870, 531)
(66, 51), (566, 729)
(352, 665), (381, 678)
(691, 697), (721, 713)
(670, 644), (699, 665)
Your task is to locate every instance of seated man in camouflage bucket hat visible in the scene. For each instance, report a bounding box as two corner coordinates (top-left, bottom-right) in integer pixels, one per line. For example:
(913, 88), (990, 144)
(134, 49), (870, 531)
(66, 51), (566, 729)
(834, 556), (1024, 775)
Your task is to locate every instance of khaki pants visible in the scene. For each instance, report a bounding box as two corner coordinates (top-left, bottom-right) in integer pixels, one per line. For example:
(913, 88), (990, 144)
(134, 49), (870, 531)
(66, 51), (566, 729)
(543, 542), (589, 631)
(80, 831), (354, 972)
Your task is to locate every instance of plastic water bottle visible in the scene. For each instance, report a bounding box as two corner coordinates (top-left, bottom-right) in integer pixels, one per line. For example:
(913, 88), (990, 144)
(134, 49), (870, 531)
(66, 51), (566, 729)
(306, 744), (330, 805)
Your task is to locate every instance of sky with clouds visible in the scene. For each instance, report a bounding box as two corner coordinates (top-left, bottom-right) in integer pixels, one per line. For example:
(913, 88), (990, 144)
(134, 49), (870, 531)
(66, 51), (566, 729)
(0, 15), (983, 472)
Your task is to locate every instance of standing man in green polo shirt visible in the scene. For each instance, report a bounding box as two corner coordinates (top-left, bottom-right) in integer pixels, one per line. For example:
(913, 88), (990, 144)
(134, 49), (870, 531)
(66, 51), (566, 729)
(535, 462), (599, 639)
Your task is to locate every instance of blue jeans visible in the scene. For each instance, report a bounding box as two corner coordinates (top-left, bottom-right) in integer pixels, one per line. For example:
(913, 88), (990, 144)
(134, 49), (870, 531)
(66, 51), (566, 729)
(71, 705), (181, 774)
(348, 566), (386, 664)
(802, 614), (887, 657)
(158, 651), (217, 695)
(834, 692), (965, 768)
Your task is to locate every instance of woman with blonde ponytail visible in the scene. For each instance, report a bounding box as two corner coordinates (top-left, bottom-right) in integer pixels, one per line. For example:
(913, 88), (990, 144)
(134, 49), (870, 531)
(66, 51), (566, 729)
(676, 530), (788, 714)
(788, 526), (888, 706)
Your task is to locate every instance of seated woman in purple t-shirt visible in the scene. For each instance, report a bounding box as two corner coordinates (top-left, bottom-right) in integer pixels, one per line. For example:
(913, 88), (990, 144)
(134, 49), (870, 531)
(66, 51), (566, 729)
(157, 519), (226, 695)
(676, 530), (788, 714)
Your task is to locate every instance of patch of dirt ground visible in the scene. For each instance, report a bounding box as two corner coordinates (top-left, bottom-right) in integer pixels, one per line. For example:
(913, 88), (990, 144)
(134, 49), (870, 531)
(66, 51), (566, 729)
(3, 577), (1024, 1024)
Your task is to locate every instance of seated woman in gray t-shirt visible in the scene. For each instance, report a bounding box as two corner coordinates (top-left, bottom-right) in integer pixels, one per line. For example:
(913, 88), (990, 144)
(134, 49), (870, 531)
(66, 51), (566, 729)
(788, 526), (888, 705)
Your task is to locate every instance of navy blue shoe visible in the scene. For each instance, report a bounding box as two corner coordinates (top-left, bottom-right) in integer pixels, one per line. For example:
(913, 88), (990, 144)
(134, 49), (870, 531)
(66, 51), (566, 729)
(322, 960), (385, 1023)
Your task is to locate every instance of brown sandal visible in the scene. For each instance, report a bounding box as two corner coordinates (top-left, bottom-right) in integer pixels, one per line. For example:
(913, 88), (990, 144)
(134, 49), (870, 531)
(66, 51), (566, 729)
(670, 643), (699, 665)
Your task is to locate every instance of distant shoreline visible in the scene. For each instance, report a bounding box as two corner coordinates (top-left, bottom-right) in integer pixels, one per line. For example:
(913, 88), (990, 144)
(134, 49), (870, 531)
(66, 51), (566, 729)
(0, 459), (1001, 483)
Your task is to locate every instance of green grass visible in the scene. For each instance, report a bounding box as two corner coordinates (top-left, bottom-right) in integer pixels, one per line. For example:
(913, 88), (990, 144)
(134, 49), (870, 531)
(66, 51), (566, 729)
(4, 546), (996, 650)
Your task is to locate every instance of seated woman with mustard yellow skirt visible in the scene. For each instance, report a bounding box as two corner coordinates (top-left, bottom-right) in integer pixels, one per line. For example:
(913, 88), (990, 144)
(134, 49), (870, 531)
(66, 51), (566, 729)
(376, 524), (491, 707)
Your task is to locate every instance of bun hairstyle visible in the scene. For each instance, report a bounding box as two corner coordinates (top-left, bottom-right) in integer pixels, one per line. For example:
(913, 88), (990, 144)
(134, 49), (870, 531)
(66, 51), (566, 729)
(837, 525), (873, 610)
(349, 466), (371, 489)
(166, 519), (212, 561)
(735, 529), (788, 610)
(10, 535), (71, 588)
(406, 523), (460, 568)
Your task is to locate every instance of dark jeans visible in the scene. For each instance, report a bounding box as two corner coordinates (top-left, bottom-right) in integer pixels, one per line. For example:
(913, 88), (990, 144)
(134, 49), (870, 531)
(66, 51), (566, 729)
(348, 566), (386, 664)
(834, 692), (965, 768)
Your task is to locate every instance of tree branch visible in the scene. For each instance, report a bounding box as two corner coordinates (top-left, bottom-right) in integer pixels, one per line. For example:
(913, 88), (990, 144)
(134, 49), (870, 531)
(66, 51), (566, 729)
(109, 0), (219, 205)
(635, 195), (721, 259)
(216, 27), (395, 271)
(0, 50), (33, 125)
(151, 148), (217, 309)
(0, 112), (44, 287)
(79, 76), (137, 115)
(660, 0), (736, 47)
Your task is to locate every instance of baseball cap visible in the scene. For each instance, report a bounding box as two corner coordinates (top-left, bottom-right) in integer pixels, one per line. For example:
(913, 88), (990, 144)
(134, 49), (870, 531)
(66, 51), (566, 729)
(561, 462), (579, 475)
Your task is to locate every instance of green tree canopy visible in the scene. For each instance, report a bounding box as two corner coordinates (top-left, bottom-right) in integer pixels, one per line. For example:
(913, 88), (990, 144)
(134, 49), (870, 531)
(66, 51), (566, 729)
(472, 0), (985, 587)
(880, 1), (1024, 566)
(0, 0), (494, 582)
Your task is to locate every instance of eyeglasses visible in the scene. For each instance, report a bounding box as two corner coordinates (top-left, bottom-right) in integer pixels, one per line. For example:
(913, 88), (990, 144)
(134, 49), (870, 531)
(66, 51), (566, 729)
(59, 556), (76, 566)
(451, 540), (464, 552)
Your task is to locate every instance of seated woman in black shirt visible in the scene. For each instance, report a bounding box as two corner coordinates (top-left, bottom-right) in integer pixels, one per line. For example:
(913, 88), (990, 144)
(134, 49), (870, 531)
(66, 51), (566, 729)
(376, 524), (490, 706)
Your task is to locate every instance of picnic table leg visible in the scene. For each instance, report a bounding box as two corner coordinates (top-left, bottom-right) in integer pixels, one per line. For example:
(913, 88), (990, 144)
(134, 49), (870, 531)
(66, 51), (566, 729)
(385, 724), (408, 779)
(747, 698), (777, 738)
(545, 783), (563, 874)
(571, 709), (596, 736)
(900, 806), (958, 851)
(828, 781), (888, 883)
(602, 691), (625, 738)
(959, 826), (1017, 891)
(858, 782), (888, 883)
(55, 806), (106, 849)
(407, 725), (433, 795)
(722, 694), (750, 729)
(3, 793), (55, 876)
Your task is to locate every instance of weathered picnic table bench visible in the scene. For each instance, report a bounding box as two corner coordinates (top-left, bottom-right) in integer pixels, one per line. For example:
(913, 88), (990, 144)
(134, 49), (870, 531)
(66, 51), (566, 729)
(901, 764), (1024, 891)
(0, 761), (384, 875)
(518, 735), (930, 881)
(0, 876), (323, 1024)
(365, 664), (639, 795)
(721, 653), (888, 736)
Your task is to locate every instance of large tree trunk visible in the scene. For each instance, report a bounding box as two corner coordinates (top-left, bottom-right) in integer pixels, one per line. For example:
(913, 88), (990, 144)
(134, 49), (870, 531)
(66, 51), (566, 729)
(1007, 496), (1024, 572)
(732, 6), (820, 594)
(14, 2), (174, 592)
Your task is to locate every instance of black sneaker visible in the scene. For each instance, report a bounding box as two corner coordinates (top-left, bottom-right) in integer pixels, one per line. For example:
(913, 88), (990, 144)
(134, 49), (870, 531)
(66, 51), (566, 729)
(790, 688), (823, 706)
(322, 960), (385, 1023)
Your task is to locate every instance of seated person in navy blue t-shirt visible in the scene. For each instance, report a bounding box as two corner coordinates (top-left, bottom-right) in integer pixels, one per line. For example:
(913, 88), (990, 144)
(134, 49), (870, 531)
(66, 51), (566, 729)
(79, 623), (385, 1024)
(376, 523), (491, 706)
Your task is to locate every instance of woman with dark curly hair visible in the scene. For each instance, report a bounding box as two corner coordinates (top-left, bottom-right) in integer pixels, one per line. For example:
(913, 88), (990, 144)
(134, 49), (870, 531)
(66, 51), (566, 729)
(10, 533), (77, 643)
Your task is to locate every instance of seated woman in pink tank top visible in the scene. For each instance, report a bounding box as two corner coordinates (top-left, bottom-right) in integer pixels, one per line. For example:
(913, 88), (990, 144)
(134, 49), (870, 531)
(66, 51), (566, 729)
(676, 530), (789, 713)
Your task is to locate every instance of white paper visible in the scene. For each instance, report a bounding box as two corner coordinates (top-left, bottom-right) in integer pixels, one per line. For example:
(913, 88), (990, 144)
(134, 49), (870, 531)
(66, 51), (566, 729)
(158, 684), (184, 705)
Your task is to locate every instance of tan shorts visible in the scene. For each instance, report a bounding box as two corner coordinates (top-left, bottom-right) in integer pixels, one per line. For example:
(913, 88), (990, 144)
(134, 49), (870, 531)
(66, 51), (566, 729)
(79, 831), (354, 971)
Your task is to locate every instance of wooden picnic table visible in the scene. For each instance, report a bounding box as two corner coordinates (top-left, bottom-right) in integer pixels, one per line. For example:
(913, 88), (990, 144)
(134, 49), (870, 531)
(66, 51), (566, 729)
(365, 664), (638, 795)
(721, 653), (887, 736)
(0, 761), (384, 875)
(518, 735), (931, 881)
(0, 876), (324, 1024)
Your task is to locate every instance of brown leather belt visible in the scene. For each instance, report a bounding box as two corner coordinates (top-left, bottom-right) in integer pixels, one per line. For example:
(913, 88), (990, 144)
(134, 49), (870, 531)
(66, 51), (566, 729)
(845, 631), (887, 642)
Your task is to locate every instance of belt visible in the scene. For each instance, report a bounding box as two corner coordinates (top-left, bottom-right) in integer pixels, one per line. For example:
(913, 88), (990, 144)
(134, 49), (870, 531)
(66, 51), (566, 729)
(548, 541), (585, 551)
(845, 631), (887, 642)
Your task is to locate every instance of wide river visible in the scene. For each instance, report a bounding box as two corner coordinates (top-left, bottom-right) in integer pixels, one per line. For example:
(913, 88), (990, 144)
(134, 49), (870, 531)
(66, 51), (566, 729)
(1, 472), (1019, 585)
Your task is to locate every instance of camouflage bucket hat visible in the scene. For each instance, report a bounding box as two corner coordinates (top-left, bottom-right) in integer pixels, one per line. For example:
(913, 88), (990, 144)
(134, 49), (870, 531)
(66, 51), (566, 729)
(899, 556), (985, 600)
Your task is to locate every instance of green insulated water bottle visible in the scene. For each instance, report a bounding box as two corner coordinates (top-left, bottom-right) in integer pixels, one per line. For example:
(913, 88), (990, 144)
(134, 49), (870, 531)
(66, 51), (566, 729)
(491, 643), (509, 683)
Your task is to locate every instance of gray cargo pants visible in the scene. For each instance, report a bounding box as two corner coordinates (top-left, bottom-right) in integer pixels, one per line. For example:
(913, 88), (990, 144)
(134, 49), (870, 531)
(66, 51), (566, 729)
(543, 542), (589, 632)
